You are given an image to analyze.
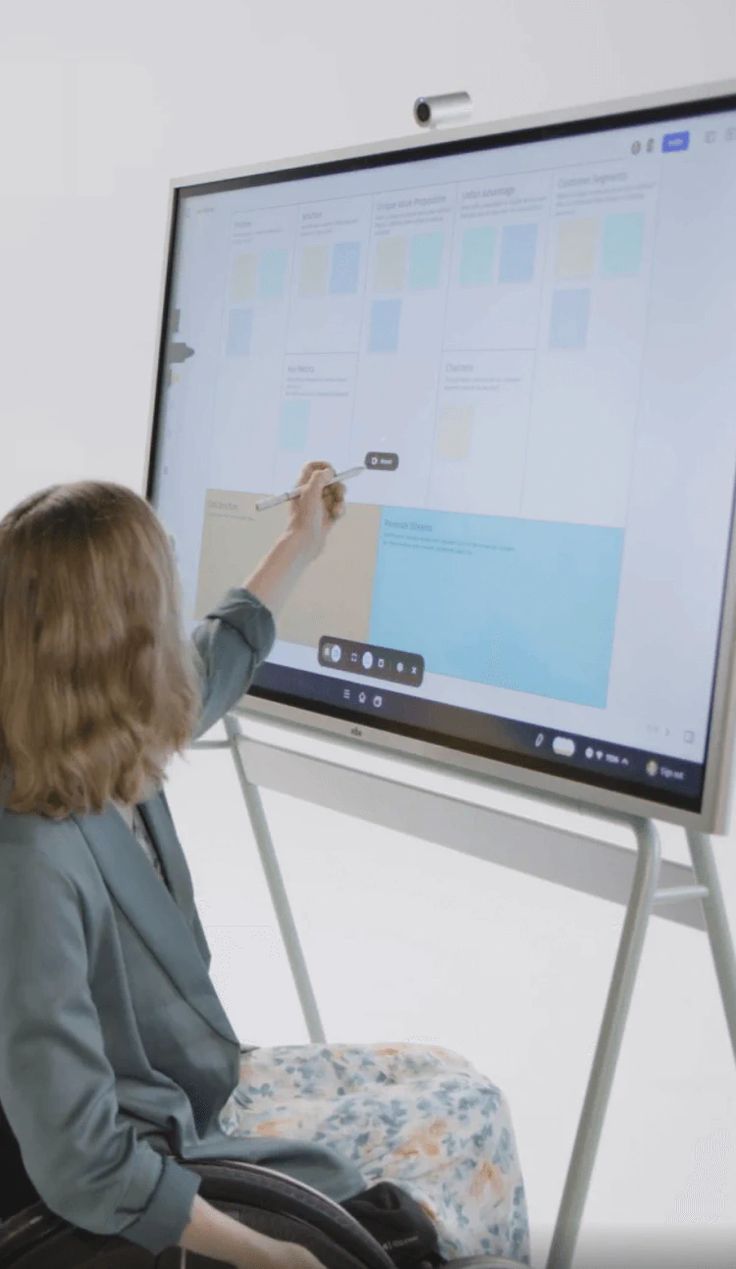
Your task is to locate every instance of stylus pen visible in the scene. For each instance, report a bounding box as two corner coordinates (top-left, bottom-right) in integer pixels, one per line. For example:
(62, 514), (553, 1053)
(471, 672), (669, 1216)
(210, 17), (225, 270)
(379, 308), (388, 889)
(255, 465), (365, 512)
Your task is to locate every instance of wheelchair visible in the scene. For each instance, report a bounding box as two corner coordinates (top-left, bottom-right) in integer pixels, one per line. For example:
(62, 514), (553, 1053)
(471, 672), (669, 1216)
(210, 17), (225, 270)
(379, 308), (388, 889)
(0, 1104), (521, 1268)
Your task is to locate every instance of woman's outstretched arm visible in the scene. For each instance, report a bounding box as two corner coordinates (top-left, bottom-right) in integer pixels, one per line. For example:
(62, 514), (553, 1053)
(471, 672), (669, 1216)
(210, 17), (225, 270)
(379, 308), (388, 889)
(192, 462), (344, 737)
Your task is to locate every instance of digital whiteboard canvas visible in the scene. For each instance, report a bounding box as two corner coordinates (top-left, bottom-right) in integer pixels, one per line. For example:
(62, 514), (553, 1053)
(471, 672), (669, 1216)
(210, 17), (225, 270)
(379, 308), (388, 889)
(147, 83), (736, 832)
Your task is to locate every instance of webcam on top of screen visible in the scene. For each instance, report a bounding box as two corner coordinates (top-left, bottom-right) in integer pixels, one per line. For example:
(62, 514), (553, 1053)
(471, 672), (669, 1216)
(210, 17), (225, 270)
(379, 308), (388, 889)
(413, 92), (472, 129)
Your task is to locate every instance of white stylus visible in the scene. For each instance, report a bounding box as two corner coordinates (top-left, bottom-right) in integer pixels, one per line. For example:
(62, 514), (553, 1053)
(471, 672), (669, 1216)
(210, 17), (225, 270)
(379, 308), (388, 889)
(255, 465), (365, 512)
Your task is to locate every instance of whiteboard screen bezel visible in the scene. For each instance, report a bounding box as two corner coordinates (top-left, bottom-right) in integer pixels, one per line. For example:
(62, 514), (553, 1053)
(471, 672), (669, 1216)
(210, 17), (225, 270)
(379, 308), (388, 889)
(145, 79), (736, 833)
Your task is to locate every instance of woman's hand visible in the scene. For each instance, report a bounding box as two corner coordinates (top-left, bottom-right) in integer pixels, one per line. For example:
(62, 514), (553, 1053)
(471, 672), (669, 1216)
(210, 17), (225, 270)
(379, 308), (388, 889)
(287, 460), (345, 562)
(180, 1196), (327, 1269)
(242, 459), (346, 615)
(233, 1235), (327, 1269)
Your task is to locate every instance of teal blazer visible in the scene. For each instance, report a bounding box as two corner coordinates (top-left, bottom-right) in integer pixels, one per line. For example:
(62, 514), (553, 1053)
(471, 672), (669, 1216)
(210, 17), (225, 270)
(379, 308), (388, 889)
(0, 589), (363, 1253)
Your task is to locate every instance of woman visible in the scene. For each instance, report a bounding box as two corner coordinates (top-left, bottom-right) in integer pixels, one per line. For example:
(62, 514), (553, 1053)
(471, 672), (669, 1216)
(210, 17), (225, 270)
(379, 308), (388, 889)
(0, 463), (529, 1267)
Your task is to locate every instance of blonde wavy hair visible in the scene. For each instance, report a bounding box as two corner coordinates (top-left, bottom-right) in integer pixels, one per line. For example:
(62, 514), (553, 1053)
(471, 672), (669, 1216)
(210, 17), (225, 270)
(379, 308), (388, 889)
(0, 482), (200, 819)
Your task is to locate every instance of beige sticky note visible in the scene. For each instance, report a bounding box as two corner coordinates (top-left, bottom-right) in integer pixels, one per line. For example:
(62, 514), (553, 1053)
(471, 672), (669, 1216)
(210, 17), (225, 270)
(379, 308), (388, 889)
(374, 235), (407, 292)
(298, 243), (330, 296)
(436, 404), (474, 462)
(230, 252), (257, 302)
(555, 218), (598, 280)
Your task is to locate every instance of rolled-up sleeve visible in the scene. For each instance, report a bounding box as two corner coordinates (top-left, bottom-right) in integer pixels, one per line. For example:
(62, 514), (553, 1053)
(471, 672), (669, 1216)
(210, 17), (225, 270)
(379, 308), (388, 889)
(0, 846), (200, 1253)
(192, 587), (276, 739)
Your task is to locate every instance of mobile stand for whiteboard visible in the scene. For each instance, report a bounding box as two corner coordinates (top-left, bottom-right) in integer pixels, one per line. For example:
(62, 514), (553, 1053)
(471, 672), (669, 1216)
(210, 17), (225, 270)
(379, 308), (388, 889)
(192, 711), (736, 1269)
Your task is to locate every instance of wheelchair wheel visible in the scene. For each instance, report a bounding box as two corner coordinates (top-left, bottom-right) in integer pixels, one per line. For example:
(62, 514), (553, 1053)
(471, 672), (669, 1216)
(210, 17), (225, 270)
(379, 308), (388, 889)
(0, 1160), (394, 1269)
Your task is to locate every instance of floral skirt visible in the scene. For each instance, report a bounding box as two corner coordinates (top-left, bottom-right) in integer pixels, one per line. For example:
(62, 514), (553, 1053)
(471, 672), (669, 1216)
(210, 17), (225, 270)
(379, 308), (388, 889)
(219, 1042), (530, 1263)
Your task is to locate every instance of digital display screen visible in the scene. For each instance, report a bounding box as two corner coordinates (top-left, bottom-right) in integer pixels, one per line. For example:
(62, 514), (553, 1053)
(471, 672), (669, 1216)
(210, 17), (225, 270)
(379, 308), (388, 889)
(149, 97), (736, 816)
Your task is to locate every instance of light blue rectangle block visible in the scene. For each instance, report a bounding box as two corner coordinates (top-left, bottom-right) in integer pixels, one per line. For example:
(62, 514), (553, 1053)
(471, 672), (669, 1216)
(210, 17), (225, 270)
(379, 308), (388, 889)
(368, 298), (401, 352)
(369, 509), (623, 707)
(601, 212), (643, 276)
(225, 308), (253, 357)
(499, 223), (538, 282)
(459, 225), (496, 286)
(280, 399), (310, 451)
(408, 231), (444, 289)
(329, 241), (361, 294)
(258, 248), (288, 298)
(549, 288), (590, 349)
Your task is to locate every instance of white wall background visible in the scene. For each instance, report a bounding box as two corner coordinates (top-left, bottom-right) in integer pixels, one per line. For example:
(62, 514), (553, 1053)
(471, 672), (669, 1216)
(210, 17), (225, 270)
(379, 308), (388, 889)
(1, 2), (735, 1265)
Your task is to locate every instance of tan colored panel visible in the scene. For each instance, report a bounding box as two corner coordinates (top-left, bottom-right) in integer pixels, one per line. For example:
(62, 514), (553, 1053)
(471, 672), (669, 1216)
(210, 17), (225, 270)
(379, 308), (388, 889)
(195, 489), (381, 646)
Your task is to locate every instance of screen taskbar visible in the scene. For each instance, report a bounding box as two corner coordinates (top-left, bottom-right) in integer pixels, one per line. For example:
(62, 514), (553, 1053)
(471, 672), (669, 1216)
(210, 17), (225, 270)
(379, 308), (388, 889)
(249, 663), (704, 813)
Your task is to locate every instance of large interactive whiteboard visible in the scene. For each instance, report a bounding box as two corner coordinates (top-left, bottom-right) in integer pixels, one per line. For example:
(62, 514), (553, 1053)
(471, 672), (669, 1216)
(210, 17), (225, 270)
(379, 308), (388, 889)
(147, 82), (736, 831)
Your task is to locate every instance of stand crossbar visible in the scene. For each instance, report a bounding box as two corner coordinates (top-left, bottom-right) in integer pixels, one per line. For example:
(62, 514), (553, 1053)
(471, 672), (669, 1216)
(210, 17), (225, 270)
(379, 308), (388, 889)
(190, 713), (736, 1269)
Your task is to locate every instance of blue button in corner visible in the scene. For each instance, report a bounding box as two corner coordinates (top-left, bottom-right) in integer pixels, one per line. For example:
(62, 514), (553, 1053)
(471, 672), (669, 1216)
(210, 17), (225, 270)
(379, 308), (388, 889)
(662, 130), (690, 153)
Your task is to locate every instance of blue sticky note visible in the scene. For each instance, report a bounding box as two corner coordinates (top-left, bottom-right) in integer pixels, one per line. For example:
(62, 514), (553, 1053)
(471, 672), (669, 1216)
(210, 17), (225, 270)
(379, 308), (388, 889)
(499, 223), (538, 283)
(408, 232), (444, 289)
(601, 213), (643, 277)
(549, 288), (590, 349)
(280, 399), (310, 451)
(226, 308), (253, 357)
(368, 298), (401, 353)
(329, 241), (361, 294)
(459, 226), (496, 286)
(258, 249), (288, 298)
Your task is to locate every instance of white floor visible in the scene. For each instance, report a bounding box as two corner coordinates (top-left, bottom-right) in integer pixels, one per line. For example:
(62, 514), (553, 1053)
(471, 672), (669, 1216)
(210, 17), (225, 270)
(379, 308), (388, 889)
(166, 731), (736, 1269)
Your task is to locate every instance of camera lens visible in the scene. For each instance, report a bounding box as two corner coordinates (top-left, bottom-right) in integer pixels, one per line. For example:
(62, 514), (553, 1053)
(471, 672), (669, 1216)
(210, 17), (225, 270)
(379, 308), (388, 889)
(415, 100), (431, 124)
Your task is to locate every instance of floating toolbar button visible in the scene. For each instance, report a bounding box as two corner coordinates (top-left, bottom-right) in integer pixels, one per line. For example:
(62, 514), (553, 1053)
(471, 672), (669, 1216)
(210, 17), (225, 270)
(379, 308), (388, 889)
(365, 451), (399, 470)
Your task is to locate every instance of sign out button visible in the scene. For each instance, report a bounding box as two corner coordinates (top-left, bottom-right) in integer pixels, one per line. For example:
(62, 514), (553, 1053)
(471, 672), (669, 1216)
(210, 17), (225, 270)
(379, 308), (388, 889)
(662, 131), (689, 152)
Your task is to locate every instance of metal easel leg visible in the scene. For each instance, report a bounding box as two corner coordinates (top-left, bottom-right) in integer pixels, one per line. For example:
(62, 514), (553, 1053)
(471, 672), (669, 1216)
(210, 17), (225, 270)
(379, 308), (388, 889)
(224, 715), (327, 1044)
(686, 830), (736, 1061)
(545, 818), (662, 1269)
